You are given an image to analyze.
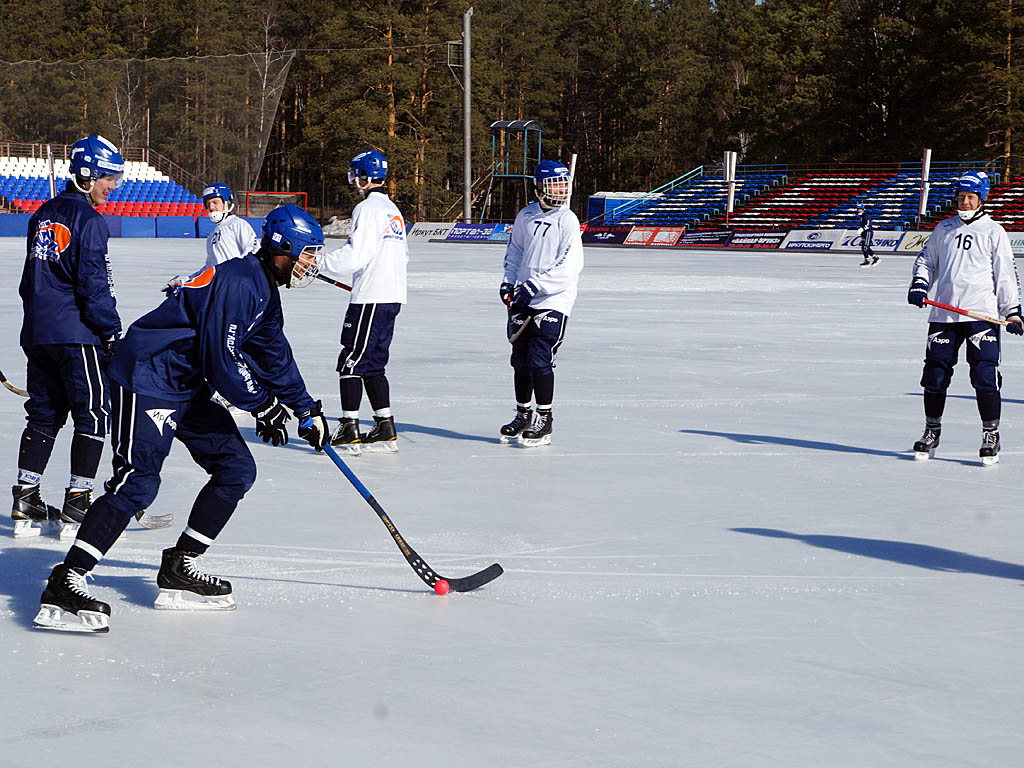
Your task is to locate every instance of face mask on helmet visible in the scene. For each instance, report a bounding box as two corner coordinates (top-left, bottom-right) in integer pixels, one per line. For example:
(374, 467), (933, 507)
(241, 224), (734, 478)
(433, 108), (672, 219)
(261, 204), (325, 289)
(533, 161), (572, 208)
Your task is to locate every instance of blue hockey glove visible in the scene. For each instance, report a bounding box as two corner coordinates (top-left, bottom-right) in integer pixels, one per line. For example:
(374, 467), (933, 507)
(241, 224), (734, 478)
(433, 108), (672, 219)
(907, 278), (929, 308)
(296, 400), (329, 451)
(252, 396), (290, 446)
(509, 280), (538, 310)
(499, 282), (515, 307)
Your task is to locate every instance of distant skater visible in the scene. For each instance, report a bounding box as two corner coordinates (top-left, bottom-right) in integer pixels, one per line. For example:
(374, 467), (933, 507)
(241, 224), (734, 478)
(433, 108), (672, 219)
(857, 207), (878, 267)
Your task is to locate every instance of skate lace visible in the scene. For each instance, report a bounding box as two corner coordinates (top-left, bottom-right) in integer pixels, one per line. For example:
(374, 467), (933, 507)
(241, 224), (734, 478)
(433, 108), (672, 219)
(982, 430), (999, 448)
(182, 555), (218, 584)
(66, 568), (94, 598)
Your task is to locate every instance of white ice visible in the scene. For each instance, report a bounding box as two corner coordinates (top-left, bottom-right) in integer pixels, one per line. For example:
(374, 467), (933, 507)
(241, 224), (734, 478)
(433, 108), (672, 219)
(1, 239), (1023, 767)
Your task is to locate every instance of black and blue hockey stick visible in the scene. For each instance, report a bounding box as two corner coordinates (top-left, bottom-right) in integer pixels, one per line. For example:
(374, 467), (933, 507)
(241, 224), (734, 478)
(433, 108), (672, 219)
(304, 421), (503, 593)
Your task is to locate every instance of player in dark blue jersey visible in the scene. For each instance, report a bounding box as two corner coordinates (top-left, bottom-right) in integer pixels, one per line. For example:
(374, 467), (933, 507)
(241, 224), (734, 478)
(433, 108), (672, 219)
(12, 135), (124, 541)
(34, 205), (331, 633)
(857, 207), (878, 267)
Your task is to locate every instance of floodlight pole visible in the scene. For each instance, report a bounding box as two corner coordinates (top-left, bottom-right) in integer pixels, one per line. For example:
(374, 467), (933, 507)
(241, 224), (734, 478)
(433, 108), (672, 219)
(462, 7), (473, 223)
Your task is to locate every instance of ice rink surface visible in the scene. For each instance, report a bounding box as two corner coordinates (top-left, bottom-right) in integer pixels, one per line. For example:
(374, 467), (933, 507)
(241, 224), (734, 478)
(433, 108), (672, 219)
(1, 237), (1023, 767)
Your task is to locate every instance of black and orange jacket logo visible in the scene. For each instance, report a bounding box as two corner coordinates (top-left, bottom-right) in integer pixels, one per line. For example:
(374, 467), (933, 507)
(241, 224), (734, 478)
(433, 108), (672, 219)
(31, 220), (72, 262)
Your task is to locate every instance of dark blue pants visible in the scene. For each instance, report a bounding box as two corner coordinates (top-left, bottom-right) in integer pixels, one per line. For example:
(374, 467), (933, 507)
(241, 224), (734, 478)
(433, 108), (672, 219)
(23, 343), (109, 439)
(861, 229), (874, 258)
(67, 383), (257, 569)
(920, 321), (1002, 422)
(508, 309), (568, 376)
(337, 303), (401, 378)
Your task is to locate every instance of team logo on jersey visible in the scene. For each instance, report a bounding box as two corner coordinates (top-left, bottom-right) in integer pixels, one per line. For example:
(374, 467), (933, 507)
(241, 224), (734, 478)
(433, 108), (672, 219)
(146, 408), (178, 435)
(183, 266), (215, 289)
(384, 215), (406, 241)
(969, 329), (996, 349)
(31, 220), (72, 262)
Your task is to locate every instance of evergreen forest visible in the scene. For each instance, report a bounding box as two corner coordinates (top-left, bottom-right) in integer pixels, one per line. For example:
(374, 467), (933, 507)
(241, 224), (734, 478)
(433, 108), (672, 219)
(0, 0), (1019, 221)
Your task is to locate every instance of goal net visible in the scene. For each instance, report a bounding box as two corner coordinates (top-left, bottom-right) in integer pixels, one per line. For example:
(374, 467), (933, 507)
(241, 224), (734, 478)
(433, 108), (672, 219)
(245, 191), (307, 217)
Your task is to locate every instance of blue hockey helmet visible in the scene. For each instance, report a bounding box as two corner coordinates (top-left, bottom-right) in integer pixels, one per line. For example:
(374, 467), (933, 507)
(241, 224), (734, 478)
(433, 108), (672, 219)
(202, 182), (235, 223)
(261, 204), (324, 289)
(348, 150), (388, 187)
(533, 160), (572, 207)
(955, 171), (990, 202)
(69, 135), (124, 188)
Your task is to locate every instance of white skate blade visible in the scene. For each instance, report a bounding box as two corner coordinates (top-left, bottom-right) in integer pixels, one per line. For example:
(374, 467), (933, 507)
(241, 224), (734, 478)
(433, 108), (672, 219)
(499, 434), (519, 444)
(981, 455), (999, 466)
(361, 441), (398, 454)
(12, 519), (44, 538)
(332, 444), (362, 457)
(519, 434), (552, 448)
(154, 589), (236, 611)
(59, 521), (80, 541)
(913, 449), (934, 461)
(33, 605), (109, 633)
(135, 510), (174, 529)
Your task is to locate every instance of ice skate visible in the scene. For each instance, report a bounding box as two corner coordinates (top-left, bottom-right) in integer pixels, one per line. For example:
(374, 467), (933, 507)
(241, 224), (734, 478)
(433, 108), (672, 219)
(499, 407), (533, 443)
(361, 415), (398, 453)
(11, 484), (60, 538)
(520, 409), (553, 448)
(33, 563), (110, 633)
(330, 417), (362, 456)
(59, 488), (91, 541)
(870, 256), (880, 266)
(859, 258), (872, 267)
(980, 429), (1000, 466)
(154, 547), (235, 610)
(913, 426), (940, 460)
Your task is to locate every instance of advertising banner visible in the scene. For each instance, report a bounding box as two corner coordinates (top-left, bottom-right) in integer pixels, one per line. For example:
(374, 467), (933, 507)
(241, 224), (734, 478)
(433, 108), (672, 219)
(488, 223), (514, 242)
(676, 229), (733, 247)
(833, 229), (904, 253)
(445, 223), (499, 242)
(896, 231), (931, 253)
(781, 229), (843, 250)
(624, 227), (658, 246)
(726, 230), (788, 250)
(582, 225), (633, 245)
(408, 222), (455, 242)
(1006, 233), (1024, 257)
(650, 227), (685, 246)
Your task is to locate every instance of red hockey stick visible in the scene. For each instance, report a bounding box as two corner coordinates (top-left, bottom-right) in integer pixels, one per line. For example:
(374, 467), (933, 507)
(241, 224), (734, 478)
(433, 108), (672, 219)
(922, 298), (1011, 327)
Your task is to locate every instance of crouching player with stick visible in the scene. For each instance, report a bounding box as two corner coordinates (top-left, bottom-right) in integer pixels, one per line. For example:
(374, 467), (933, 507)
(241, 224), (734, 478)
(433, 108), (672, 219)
(499, 160), (583, 447)
(907, 171), (1022, 465)
(34, 205), (331, 633)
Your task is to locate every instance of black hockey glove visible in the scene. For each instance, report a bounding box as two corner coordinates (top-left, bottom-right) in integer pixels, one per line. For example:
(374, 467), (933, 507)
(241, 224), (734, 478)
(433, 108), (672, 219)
(499, 281), (515, 307)
(1007, 311), (1024, 336)
(907, 278), (929, 308)
(252, 396), (290, 446)
(509, 280), (538, 310)
(297, 400), (330, 451)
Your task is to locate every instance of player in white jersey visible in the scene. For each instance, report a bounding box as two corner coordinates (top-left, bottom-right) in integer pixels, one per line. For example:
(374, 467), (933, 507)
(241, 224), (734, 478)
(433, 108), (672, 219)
(202, 182), (259, 268)
(320, 150), (408, 454)
(907, 171), (1023, 464)
(498, 160), (584, 447)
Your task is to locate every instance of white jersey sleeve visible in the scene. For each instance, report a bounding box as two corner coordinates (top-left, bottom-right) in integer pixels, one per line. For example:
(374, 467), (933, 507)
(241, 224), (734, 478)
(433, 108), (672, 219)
(913, 213), (1022, 322)
(502, 202), (584, 316)
(320, 191), (408, 304)
(205, 215), (259, 269)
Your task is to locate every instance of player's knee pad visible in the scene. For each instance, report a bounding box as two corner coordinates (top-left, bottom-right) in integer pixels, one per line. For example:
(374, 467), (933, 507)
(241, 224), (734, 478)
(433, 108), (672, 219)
(25, 423), (59, 440)
(920, 361), (953, 392)
(69, 410), (107, 439)
(969, 361), (1000, 396)
(210, 455), (257, 503)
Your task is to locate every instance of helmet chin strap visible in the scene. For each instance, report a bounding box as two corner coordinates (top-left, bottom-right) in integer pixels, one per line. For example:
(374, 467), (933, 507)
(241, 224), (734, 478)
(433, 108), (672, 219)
(957, 205), (985, 224)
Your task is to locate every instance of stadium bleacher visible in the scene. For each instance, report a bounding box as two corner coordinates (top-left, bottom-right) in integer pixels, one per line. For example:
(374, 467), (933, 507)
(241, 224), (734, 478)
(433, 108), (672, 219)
(0, 156), (203, 217)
